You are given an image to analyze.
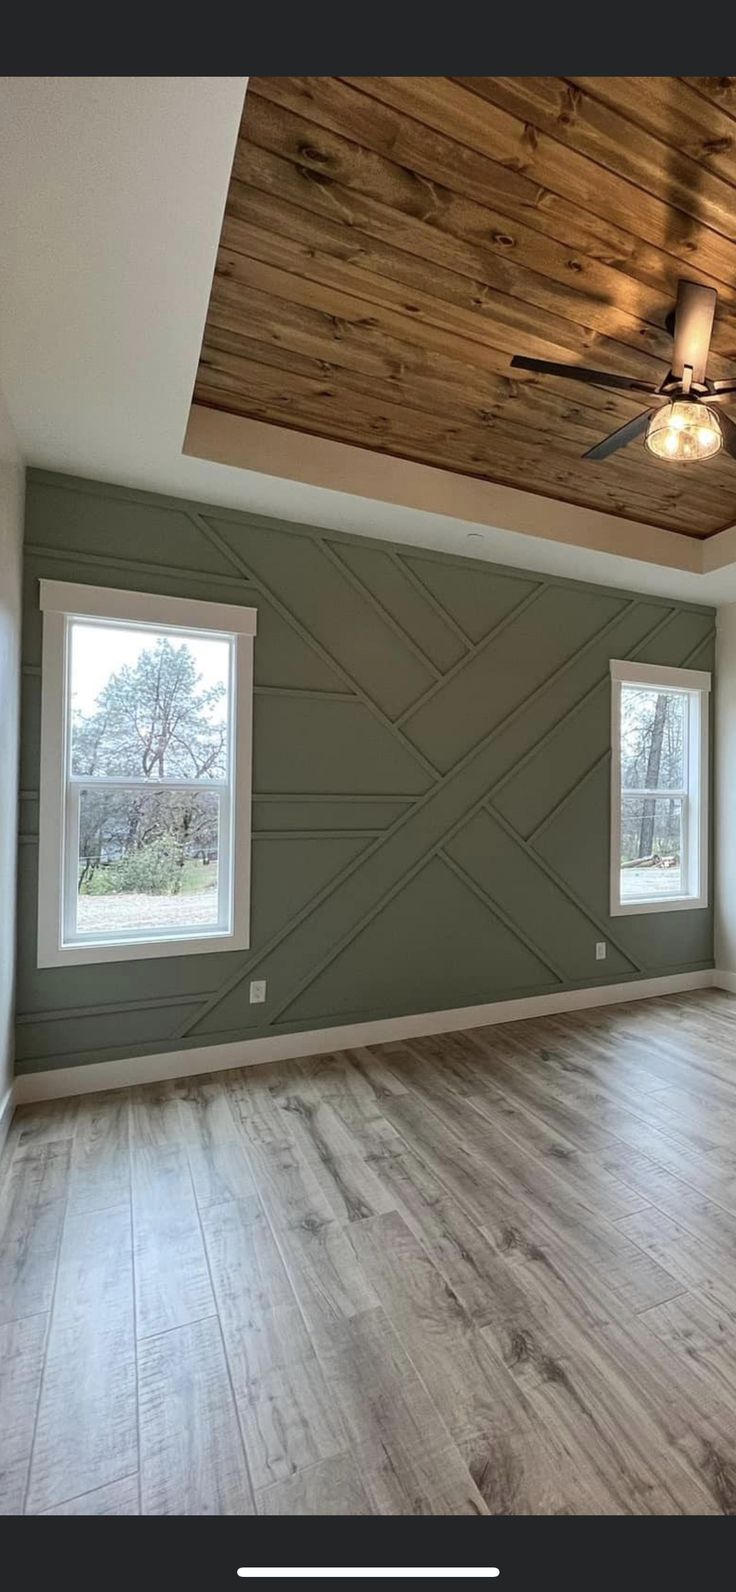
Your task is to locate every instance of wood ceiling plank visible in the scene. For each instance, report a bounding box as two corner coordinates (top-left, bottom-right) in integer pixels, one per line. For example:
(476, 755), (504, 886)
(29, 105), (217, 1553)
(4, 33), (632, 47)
(571, 78), (736, 190)
(231, 140), (684, 362)
(225, 181), (685, 374)
(208, 255), (736, 501)
(455, 77), (736, 244)
(198, 329), (736, 513)
(682, 79), (736, 122)
(205, 283), (662, 448)
(191, 79), (736, 537)
(203, 305), (647, 436)
(199, 331), (635, 459)
(242, 87), (736, 348)
(195, 377), (718, 536)
(216, 227), (668, 386)
(318, 76), (736, 292)
(205, 260), (736, 510)
(193, 358), (720, 533)
(247, 79), (719, 310)
(207, 275), (657, 433)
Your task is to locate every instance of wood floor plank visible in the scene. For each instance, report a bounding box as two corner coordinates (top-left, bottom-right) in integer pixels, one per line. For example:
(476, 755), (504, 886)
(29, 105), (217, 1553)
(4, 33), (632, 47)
(465, 1086), (649, 1220)
(350, 1209), (616, 1514)
(239, 1357), (348, 1492)
(129, 1081), (185, 1148)
(343, 1045), (410, 1099)
(138, 1316), (255, 1516)
(599, 1142), (736, 1259)
(13, 1098), (80, 1148)
(273, 1218), (381, 1356)
(478, 1211), (731, 1513)
(257, 1452), (372, 1515)
(200, 1198), (345, 1488)
(318, 1307), (489, 1515)
(0, 1314), (48, 1514)
(294, 1051), (395, 1109)
(382, 1088), (681, 1313)
(617, 1206), (736, 1320)
(67, 1090), (130, 1215)
(474, 1037), (736, 1199)
(186, 1136), (258, 1209)
(174, 1076), (241, 1145)
(0, 1143), (70, 1325)
(6, 991), (736, 1515)
(362, 1141), (519, 1329)
(272, 1092), (398, 1223)
(453, 1037), (618, 1154)
(201, 1198), (312, 1378)
(39, 1474), (140, 1515)
(472, 1240), (718, 1512)
(226, 1077), (358, 1230)
(26, 1204), (137, 1514)
(131, 1145), (215, 1338)
(243, 1138), (343, 1233)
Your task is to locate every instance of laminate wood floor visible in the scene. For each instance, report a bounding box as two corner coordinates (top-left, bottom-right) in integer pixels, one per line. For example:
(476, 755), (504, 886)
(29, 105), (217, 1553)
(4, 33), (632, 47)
(4, 990), (736, 1515)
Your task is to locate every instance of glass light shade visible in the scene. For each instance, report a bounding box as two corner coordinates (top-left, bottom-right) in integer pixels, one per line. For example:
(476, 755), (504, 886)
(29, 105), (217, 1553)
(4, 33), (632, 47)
(646, 400), (722, 462)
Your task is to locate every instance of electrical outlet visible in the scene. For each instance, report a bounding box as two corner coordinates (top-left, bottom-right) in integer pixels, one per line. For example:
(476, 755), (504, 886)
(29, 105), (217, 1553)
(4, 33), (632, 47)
(249, 979), (267, 1004)
(595, 942), (607, 961)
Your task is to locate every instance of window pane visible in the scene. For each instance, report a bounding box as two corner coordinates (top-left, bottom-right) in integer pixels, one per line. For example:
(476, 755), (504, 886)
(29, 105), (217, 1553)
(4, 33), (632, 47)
(76, 787), (221, 937)
(620, 796), (683, 900)
(70, 621), (231, 780)
(620, 686), (685, 791)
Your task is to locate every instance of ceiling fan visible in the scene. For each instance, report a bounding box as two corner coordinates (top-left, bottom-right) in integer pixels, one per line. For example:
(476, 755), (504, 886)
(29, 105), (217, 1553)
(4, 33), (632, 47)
(509, 280), (736, 465)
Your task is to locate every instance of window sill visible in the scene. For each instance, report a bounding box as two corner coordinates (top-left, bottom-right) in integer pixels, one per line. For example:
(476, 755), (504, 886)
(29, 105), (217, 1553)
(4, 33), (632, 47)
(37, 927), (249, 968)
(610, 895), (708, 917)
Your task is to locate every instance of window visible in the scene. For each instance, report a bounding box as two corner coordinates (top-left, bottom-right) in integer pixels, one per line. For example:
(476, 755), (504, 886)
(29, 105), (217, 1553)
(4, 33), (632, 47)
(610, 659), (710, 916)
(37, 581), (257, 965)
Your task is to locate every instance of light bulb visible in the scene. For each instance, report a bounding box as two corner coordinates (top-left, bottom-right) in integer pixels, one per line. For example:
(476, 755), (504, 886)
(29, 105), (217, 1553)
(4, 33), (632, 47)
(646, 401), (722, 462)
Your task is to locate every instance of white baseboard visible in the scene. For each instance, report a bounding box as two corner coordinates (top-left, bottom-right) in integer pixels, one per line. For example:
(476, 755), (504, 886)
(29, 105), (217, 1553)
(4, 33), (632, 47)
(13, 968), (719, 1104)
(0, 1084), (15, 1152)
(713, 968), (736, 994)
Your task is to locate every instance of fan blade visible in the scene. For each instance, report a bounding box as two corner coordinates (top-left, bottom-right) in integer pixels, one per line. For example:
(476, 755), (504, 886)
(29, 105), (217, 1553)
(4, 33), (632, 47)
(582, 410), (652, 462)
(709, 381), (736, 395)
(716, 406), (736, 460)
(671, 281), (717, 384)
(509, 355), (656, 393)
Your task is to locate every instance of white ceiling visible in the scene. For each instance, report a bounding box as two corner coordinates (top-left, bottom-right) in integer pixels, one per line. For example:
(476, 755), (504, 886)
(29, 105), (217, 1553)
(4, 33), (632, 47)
(0, 75), (734, 607)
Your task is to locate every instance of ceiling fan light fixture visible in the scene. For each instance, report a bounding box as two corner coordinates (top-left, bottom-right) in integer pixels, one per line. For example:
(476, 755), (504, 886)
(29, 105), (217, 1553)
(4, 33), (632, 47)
(645, 400), (722, 462)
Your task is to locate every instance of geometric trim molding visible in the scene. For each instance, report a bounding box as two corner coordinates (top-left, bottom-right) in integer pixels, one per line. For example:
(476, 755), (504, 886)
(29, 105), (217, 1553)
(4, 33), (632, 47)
(18, 472), (715, 1077)
(13, 967), (718, 1103)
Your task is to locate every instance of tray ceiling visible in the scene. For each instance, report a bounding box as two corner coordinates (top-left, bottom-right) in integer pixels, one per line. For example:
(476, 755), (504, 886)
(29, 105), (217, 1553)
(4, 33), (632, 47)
(192, 77), (736, 538)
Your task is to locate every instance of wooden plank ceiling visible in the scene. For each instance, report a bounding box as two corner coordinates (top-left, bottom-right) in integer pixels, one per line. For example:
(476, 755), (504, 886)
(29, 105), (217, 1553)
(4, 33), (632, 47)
(193, 77), (736, 538)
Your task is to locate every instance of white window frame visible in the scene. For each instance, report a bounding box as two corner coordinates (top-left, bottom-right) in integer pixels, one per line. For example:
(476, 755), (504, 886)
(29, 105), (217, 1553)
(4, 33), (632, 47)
(37, 580), (257, 966)
(610, 658), (710, 917)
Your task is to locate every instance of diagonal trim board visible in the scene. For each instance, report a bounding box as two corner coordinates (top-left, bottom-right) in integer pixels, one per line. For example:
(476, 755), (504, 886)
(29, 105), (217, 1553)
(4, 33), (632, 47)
(17, 472), (715, 1077)
(180, 600), (692, 1039)
(12, 970), (721, 1103)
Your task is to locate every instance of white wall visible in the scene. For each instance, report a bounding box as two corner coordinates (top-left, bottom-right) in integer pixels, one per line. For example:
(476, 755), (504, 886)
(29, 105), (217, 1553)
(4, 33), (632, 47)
(716, 604), (736, 979)
(0, 384), (23, 1134)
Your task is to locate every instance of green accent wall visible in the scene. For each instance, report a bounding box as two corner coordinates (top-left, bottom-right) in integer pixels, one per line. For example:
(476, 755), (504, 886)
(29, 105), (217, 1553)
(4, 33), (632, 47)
(15, 470), (715, 1075)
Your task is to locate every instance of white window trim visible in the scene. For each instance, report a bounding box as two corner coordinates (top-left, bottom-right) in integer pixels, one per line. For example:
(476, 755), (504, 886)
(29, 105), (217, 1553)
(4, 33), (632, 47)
(609, 658), (710, 918)
(37, 580), (257, 967)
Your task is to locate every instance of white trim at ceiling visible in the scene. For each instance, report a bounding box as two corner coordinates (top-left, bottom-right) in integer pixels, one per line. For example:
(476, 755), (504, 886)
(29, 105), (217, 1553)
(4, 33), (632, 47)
(183, 405), (736, 604)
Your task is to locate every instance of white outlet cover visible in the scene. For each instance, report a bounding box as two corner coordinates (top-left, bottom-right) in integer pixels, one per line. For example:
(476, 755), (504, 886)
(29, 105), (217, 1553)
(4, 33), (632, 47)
(249, 980), (267, 1004)
(595, 943), (606, 960)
